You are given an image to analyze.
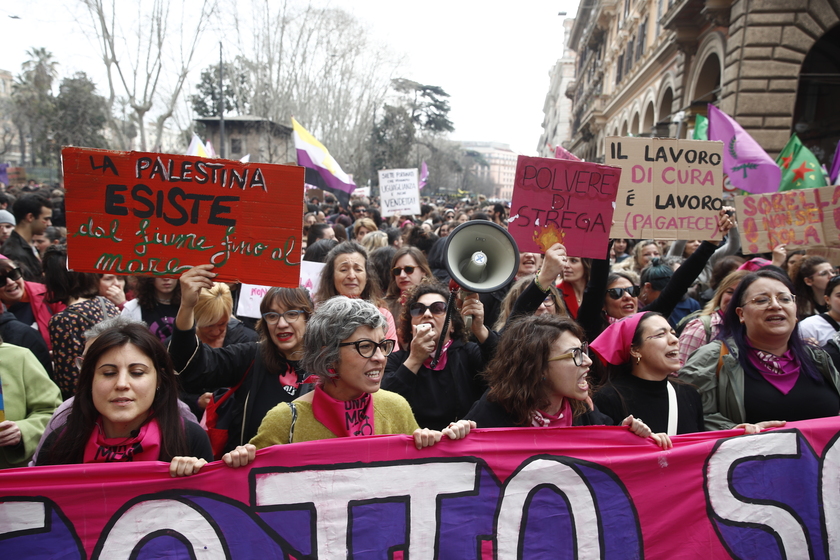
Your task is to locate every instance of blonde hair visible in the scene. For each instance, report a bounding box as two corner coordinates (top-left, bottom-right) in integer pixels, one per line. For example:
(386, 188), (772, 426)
(194, 282), (233, 328)
(361, 230), (388, 252)
(701, 269), (748, 316)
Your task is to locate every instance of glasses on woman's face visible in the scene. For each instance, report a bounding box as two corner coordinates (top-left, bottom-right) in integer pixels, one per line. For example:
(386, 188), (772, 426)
(742, 293), (796, 308)
(0, 267), (22, 284)
(812, 269), (835, 279)
(339, 338), (395, 358)
(262, 310), (305, 324)
(548, 342), (589, 367)
(606, 285), (640, 299)
(539, 296), (555, 308)
(409, 301), (447, 317)
(392, 266), (417, 277)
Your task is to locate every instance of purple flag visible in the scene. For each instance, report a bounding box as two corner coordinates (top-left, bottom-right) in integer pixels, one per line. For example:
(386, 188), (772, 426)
(707, 104), (780, 194)
(829, 141), (840, 185)
(0, 164), (7, 187)
(418, 161), (429, 190)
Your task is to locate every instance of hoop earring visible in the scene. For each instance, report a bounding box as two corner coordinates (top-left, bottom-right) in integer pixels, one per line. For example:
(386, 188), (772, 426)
(635, 355), (641, 365)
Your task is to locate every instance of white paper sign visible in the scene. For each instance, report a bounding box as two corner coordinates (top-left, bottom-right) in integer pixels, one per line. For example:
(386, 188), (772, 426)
(236, 283), (272, 319)
(299, 260), (326, 296)
(379, 168), (420, 217)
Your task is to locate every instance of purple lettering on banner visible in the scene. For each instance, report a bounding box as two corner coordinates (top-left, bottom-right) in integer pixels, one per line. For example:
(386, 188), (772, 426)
(0, 498), (84, 559)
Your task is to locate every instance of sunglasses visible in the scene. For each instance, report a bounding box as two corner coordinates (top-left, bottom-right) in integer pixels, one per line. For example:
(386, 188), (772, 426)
(392, 265), (417, 277)
(0, 267), (22, 285)
(409, 301), (447, 317)
(606, 285), (640, 299)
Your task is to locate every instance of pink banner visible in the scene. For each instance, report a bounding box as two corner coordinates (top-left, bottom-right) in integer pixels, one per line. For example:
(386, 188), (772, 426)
(3, 418), (840, 559)
(508, 155), (620, 258)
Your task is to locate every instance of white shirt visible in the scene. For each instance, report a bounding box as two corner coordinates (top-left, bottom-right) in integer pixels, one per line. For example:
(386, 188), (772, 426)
(799, 313), (839, 346)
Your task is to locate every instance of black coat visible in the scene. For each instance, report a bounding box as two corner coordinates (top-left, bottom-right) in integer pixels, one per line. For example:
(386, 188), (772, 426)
(464, 390), (614, 427)
(0, 310), (52, 377)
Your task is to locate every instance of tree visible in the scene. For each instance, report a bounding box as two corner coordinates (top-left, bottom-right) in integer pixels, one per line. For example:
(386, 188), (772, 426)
(391, 78), (455, 136)
(12, 47), (58, 165)
(52, 72), (109, 149)
(80, 0), (217, 150)
(369, 105), (415, 175)
(191, 58), (252, 117)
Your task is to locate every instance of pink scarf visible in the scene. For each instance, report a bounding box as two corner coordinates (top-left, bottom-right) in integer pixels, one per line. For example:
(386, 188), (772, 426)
(83, 417), (161, 463)
(312, 385), (375, 437)
(278, 362), (319, 387)
(745, 340), (800, 395)
(530, 399), (574, 428)
(423, 340), (453, 371)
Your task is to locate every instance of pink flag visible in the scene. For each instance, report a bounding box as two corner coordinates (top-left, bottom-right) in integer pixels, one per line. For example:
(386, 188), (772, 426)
(707, 104), (780, 194)
(418, 161), (429, 190)
(554, 145), (581, 161)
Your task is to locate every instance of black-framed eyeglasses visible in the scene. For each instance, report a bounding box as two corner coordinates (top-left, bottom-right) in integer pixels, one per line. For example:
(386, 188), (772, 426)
(392, 265), (417, 277)
(539, 296), (555, 307)
(409, 301), (447, 317)
(0, 267), (22, 285)
(339, 338), (395, 358)
(548, 342), (589, 366)
(606, 286), (640, 299)
(262, 310), (306, 324)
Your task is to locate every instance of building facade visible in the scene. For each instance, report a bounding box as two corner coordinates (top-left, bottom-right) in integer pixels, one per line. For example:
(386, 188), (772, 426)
(195, 116), (294, 164)
(565, 0), (840, 167)
(538, 18), (578, 157)
(460, 141), (519, 201)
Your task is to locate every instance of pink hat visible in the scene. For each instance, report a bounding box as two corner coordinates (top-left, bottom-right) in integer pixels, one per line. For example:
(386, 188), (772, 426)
(590, 313), (646, 365)
(738, 258), (771, 272)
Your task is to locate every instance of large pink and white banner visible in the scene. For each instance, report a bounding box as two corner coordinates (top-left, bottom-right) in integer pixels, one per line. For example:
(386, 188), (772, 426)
(2, 418), (840, 559)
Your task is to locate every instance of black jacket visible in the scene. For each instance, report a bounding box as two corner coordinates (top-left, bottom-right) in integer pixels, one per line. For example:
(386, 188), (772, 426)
(0, 310), (52, 377)
(1, 231), (42, 282)
(464, 390), (614, 427)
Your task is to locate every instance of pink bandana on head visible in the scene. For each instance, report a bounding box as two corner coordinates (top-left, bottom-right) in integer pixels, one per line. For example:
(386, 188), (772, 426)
(590, 313), (646, 365)
(312, 385), (375, 437)
(83, 417), (161, 463)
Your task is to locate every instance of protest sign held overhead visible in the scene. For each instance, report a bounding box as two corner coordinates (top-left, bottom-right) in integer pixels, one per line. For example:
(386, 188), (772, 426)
(736, 184), (840, 254)
(606, 137), (725, 240)
(508, 155), (620, 258)
(62, 147), (304, 286)
(379, 168), (421, 217)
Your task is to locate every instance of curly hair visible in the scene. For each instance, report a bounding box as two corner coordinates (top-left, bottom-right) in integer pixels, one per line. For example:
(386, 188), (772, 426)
(302, 296), (387, 384)
(134, 276), (182, 310)
(398, 281), (466, 349)
(39, 323), (188, 465)
(484, 314), (588, 426)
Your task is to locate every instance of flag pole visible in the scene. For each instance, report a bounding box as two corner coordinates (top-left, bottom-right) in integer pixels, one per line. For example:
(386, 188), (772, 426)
(219, 42), (226, 159)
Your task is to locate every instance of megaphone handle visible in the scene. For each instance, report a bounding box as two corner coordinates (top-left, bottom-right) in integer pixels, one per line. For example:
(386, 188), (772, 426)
(430, 291), (457, 369)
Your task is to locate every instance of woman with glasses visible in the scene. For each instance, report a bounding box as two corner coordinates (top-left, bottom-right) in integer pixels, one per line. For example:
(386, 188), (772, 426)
(591, 312), (703, 435)
(384, 247), (433, 320)
(0, 255), (64, 351)
(464, 314), (669, 447)
(169, 265), (317, 453)
(792, 256), (835, 320)
(680, 270), (840, 431)
(251, 297), (474, 447)
(382, 281), (495, 430)
(799, 275), (840, 346)
(315, 241), (399, 347)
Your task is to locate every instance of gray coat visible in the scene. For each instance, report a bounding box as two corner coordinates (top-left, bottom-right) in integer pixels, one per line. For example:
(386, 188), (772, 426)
(679, 337), (840, 430)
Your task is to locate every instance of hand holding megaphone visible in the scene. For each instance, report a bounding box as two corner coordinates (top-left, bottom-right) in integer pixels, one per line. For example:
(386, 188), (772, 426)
(459, 292), (489, 342)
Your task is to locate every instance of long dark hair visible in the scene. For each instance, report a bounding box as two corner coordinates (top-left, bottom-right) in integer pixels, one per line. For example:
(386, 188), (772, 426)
(135, 276), (182, 310)
(256, 287), (313, 369)
(484, 314), (588, 425)
(43, 244), (99, 304)
(41, 323), (188, 465)
(719, 269), (823, 383)
(792, 256), (829, 319)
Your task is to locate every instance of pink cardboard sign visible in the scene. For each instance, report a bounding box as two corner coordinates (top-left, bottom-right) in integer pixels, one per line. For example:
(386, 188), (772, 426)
(508, 155), (620, 258)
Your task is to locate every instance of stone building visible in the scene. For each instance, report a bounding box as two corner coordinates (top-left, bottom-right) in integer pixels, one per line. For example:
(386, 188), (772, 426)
(538, 19), (578, 157)
(460, 141), (519, 200)
(195, 116), (294, 164)
(565, 0), (840, 166)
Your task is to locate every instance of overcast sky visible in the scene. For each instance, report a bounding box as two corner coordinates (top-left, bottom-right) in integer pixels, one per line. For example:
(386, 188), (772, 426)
(1, 0), (580, 155)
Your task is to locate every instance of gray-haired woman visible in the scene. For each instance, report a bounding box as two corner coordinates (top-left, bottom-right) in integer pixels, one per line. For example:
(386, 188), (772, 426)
(250, 297), (474, 449)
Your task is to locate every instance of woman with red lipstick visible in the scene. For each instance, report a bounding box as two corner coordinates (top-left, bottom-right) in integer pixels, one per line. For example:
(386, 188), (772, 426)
(680, 270), (840, 431)
(465, 315), (669, 448)
(121, 276), (181, 342)
(384, 247), (432, 319)
(315, 241), (399, 345)
(591, 312), (703, 435)
(383, 282), (495, 430)
(36, 323), (254, 475)
(170, 265), (317, 454)
(250, 297), (474, 447)
(0, 256), (64, 350)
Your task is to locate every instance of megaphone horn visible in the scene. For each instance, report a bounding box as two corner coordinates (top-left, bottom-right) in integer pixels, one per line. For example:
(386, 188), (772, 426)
(443, 221), (520, 293)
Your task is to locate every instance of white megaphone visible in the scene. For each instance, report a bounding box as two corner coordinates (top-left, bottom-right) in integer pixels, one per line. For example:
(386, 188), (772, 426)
(427, 221), (519, 368)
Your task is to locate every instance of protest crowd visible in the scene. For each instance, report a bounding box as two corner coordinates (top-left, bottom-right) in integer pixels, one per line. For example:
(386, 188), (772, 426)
(2, 176), (840, 477)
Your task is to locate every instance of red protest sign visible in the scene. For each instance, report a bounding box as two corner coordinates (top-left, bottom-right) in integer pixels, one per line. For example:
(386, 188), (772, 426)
(508, 155), (620, 258)
(62, 147), (304, 285)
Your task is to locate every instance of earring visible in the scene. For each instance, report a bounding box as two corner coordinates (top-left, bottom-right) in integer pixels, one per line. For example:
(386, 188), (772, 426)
(327, 367), (338, 378)
(634, 355), (641, 365)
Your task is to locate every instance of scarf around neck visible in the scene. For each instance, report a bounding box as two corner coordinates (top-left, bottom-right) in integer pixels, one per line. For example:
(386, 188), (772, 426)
(312, 385), (375, 437)
(423, 339), (453, 371)
(531, 399), (573, 428)
(83, 416), (162, 463)
(745, 339), (801, 395)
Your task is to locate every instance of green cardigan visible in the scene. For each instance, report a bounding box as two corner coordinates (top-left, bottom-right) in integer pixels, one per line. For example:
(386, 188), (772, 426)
(250, 389), (421, 447)
(0, 343), (62, 469)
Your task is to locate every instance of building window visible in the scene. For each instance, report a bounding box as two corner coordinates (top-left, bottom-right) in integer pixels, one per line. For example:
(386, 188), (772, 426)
(637, 19), (647, 60)
(616, 55), (624, 84)
(230, 138), (242, 155)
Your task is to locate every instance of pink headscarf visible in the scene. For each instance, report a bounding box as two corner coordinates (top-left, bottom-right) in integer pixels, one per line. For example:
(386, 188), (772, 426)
(738, 258), (771, 272)
(590, 312), (646, 365)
